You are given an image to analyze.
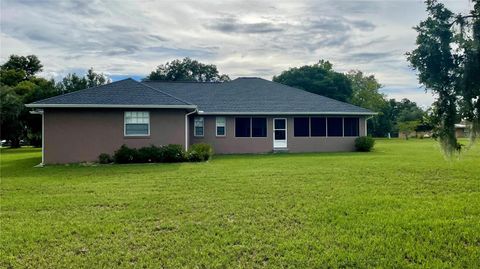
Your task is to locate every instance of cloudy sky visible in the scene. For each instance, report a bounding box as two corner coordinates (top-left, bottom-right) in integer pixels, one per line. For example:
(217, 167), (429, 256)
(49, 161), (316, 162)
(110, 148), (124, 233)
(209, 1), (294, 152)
(0, 0), (474, 107)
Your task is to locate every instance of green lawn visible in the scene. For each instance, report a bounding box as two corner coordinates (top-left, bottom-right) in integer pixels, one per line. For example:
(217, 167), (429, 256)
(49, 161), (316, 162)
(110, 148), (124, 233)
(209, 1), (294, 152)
(1, 139), (479, 268)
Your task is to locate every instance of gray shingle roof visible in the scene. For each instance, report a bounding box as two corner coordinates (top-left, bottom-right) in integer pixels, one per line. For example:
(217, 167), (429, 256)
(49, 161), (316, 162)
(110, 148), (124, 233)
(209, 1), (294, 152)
(27, 78), (193, 107)
(28, 77), (375, 115)
(144, 77), (375, 114)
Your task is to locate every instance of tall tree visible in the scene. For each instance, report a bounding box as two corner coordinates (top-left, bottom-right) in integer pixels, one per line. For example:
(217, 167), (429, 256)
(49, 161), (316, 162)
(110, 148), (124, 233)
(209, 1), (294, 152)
(0, 87), (24, 148)
(1, 55), (42, 79)
(145, 58), (230, 82)
(458, 1), (480, 143)
(346, 70), (388, 135)
(408, 0), (479, 156)
(273, 60), (352, 102)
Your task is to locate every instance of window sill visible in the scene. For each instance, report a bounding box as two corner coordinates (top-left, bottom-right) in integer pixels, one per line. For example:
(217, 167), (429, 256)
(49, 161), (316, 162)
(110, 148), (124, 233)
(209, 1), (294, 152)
(124, 136), (151, 139)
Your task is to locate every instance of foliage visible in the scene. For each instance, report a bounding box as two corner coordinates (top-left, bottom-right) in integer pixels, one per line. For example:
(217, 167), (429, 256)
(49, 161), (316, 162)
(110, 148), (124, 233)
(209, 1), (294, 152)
(56, 68), (110, 94)
(113, 145), (139, 164)
(398, 120), (421, 139)
(137, 145), (164, 163)
(98, 153), (113, 164)
(273, 60), (353, 102)
(187, 143), (213, 162)
(0, 54), (42, 79)
(408, 0), (480, 156)
(354, 136), (375, 151)
(112, 144), (194, 164)
(0, 69), (26, 86)
(161, 144), (186, 163)
(346, 70), (388, 136)
(0, 87), (24, 148)
(2, 140), (479, 268)
(347, 70), (385, 110)
(145, 57), (230, 82)
(26, 132), (42, 147)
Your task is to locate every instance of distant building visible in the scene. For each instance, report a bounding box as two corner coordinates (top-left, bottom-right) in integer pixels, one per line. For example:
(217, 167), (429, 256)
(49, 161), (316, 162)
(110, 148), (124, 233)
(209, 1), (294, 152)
(455, 122), (470, 138)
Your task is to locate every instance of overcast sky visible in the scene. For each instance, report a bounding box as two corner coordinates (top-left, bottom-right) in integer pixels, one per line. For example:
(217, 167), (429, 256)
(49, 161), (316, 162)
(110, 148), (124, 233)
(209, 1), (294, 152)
(0, 0), (474, 107)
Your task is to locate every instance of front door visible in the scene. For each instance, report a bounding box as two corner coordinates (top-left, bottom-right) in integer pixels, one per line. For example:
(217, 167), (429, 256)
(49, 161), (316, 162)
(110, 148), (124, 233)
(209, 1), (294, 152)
(273, 118), (287, 149)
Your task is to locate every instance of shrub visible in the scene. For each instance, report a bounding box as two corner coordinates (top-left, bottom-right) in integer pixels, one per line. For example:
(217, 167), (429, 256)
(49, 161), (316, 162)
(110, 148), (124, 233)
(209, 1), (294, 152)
(355, 136), (375, 152)
(138, 145), (163, 163)
(113, 145), (139, 163)
(161, 144), (185, 162)
(187, 143), (213, 162)
(98, 153), (113, 164)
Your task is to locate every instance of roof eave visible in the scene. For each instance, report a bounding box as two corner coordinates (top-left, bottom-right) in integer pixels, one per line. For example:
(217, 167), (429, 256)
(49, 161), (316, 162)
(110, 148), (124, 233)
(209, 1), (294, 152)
(197, 111), (377, 115)
(25, 104), (198, 109)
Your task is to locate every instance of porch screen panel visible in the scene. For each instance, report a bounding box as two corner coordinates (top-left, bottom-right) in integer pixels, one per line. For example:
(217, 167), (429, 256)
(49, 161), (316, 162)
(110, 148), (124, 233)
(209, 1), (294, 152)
(252, 118), (267, 137)
(294, 117), (309, 137)
(327, 117), (343, 137)
(344, 117), (359, 136)
(235, 117), (251, 137)
(311, 117), (326, 136)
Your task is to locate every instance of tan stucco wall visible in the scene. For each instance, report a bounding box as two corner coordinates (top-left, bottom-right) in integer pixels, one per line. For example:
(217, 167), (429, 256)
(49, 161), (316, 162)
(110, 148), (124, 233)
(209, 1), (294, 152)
(44, 108), (186, 164)
(190, 116), (367, 154)
(43, 110), (368, 163)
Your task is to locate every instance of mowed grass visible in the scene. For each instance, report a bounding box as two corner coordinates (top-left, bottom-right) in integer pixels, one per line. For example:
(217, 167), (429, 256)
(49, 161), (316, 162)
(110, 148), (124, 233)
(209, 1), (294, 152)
(1, 140), (479, 268)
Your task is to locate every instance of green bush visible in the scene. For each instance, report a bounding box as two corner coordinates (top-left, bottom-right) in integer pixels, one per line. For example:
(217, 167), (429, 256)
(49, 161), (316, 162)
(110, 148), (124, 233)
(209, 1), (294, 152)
(355, 136), (375, 152)
(111, 144), (213, 164)
(187, 143), (213, 162)
(113, 145), (139, 164)
(138, 145), (163, 163)
(162, 144), (185, 163)
(98, 153), (113, 164)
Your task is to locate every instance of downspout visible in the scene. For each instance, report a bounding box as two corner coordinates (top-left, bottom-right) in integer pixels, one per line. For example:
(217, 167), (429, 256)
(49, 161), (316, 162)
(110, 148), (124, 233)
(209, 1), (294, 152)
(185, 108), (198, 151)
(30, 109), (44, 167)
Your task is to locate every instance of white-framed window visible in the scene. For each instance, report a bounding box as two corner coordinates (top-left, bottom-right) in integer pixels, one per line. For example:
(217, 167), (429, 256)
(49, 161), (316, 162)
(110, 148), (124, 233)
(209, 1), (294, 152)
(216, 117), (226, 136)
(194, 117), (204, 137)
(124, 111), (150, 136)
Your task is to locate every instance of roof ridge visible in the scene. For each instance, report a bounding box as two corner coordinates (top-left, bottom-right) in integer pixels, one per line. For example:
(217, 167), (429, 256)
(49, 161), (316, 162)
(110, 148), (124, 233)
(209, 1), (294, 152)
(139, 81), (194, 105)
(143, 80), (223, 84)
(31, 78), (134, 104)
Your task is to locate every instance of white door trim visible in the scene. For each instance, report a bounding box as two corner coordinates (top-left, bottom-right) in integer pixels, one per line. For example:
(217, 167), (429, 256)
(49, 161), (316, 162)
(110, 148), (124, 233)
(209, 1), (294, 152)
(273, 118), (287, 149)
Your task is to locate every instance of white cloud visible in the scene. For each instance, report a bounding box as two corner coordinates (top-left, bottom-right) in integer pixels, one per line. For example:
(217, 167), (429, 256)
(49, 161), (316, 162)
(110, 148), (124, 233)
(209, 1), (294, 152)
(0, 0), (472, 106)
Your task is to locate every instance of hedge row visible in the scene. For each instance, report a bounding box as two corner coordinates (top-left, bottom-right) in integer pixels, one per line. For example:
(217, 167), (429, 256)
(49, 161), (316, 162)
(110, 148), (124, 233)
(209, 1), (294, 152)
(98, 143), (213, 164)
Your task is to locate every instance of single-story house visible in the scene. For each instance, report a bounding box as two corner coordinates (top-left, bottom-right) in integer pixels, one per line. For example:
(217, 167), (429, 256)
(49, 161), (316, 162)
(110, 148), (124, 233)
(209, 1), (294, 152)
(27, 77), (376, 164)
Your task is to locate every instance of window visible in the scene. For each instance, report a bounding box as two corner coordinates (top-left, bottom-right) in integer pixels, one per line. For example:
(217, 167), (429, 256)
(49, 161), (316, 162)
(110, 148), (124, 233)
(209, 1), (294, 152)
(216, 117), (226, 136)
(194, 117), (204, 137)
(252, 118), (267, 137)
(327, 117), (343, 136)
(124, 111), (150, 136)
(294, 117), (309, 137)
(235, 117), (251, 137)
(235, 117), (267, 137)
(311, 117), (326, 137)
(344, 117), (359, 136)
